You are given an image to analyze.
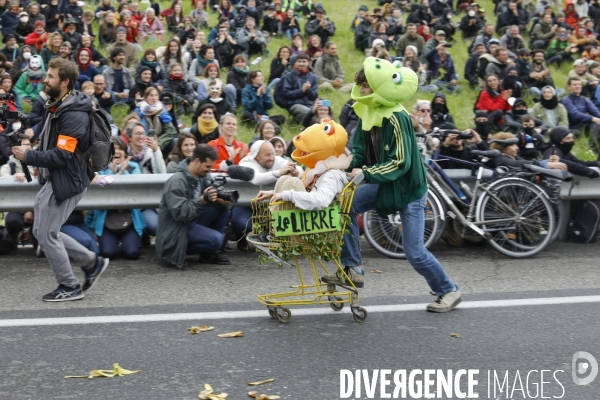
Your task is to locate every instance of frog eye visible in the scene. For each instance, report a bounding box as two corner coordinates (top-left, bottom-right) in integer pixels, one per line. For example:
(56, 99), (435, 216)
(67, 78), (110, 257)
(392, 72), (403, 85)
(392, 60), (402, 68)
(323, 123), (335, 135)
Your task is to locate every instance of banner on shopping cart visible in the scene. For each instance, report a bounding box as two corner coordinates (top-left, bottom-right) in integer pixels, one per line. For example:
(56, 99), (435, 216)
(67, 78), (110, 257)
(273, 206), (342, 236)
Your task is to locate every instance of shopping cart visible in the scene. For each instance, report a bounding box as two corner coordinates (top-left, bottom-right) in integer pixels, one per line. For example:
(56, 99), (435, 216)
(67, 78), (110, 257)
(247, 173), (367, 323)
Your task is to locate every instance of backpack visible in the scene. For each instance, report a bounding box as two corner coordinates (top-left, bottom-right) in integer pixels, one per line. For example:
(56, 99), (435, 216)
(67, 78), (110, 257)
(273, 71), (290, 109)
(567, 199), (600, 243)
(83, 108), (114, 172)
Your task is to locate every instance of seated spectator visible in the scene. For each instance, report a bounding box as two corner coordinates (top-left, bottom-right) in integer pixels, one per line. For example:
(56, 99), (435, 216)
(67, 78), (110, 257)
(167, 2), (185, 32)
(465, 42), (488, 89)
(488, 131), (567, 170)
(156, 144), (231, 268)
(314, 41), (353, 92)
(61, 18), (81, 51)
(0, 74), (21, 111)
(570, 25), (599, 53)
(75, 48), (98, 87)
(305, 34), (324, 61)
(116, 10), (139, 45)
(188, 45), (219, 86)
(291, 33), (304, 55)
(268, 45), (292, 89)
(14, 54), (44, 104)
(191, 103), (220, 144)
(207, 113), (249, 171)
(14, 11), (33, 42)
(196, 80), (235, 120)
(546, 28), (576, 65)
(541, 127), (600, 176)
(24, 20), (47, 53)
(216, 0), (235, 21)
(57, 41), (73, 61)
(460, 7), (484, 39)
(369, 21), (391, 50)
(354, 12), (374, 52)
(474, 74), (512, 131)
(531, 12), (557, 50)
(399, 45), (436, 93)
(472, 110), (494, 141)
(395, 23), (425, 58)
(161, 38), (188, 75)
(130, 66), (157, 109)
(236, 17), (267, 57)
(502, 66), (525, 98)
(107, 26), (139, 70)
(225, 54), (249, 108)
(301, 98), (333, 129)
(562, 77), (600, 151)
(103, 47), (135, 107)
(98, 10), (116, 46)
(564, 3), (581, 30)
(425, 40), (461, 93)
(279, 53), (318, 123)
(137, 48), (168, 89)
(135, 87), (178, 155)
(422, 30), (447, 64)
(177, 16), (197, 45)
(261, 5), (279, 36)
(40, 32), (62, 67)
(92, 74), (116, 114)
(160, 92), (182, 134)
(211, 23), (239, 69)
(167, 132), (198, 173)
(436, 129), (489, 169)
(433, 8), (456, 41)
(85, 138), (145, 260)
(281, 8), (301, 39)
(248, 120), (280, 148)
(242, 70), (285, 126)
(190, 0), (209, 29)
(567, 59), (600, 97)
(431, 92), (455, 129)
(485, 47), (509, 81)
(513, 114), (547, 160)
(80, 35), (108, 73)
(500, 25), (526, 59)
(305, 6), (335, 45)
(164, 63), (195, 114)
(496, 1), (527, 35)
(197, 63), (223, 100)
(139, 8), (165, 44)
(407, 5), (432, 27)
(270, 136), (293, 161)
(532, 86), (570, 128)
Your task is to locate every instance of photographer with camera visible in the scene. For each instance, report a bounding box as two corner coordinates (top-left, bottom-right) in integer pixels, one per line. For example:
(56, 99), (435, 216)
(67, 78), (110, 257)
(10, 57), (108, 302)
(156, 144), (232, 269)
(436, 128), (489, 169)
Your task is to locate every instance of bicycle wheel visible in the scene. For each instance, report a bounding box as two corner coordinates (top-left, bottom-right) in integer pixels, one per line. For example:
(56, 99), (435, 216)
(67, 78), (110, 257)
(363, 189), (446, 259)
(476, 178), (555, 258)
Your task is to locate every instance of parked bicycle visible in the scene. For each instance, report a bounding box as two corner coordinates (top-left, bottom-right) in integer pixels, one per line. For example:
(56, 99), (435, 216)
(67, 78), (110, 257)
(364, 128), (572, 259)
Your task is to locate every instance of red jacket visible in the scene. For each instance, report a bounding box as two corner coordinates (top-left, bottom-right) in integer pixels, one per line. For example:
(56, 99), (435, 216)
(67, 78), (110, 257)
(207, 136), (249, 171)
(475, 89), (512, 114)
(25, 31), (48, 52)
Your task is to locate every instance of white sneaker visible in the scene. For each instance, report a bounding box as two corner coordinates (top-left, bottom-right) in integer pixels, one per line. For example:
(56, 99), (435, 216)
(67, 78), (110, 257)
(427, 289), (462, 313)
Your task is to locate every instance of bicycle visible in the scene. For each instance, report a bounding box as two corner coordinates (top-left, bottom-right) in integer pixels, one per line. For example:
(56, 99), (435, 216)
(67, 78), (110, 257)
(364, 128), (572, 259)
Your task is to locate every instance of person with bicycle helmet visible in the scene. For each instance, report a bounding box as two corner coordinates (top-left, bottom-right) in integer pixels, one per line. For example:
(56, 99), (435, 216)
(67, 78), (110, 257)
(321, 57), (462, 313)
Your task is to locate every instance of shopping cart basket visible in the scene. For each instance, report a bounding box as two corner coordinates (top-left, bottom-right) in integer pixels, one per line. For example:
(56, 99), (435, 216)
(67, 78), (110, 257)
(247, 174), (367, 323)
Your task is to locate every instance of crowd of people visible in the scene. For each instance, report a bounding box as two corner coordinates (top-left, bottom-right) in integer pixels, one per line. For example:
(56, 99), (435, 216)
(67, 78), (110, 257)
(1, 0), (600, 270)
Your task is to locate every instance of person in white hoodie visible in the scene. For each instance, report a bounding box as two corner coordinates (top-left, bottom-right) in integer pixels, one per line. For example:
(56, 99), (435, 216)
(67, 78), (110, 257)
(125, 120), (167, 237)
(231, 140), (302, 250)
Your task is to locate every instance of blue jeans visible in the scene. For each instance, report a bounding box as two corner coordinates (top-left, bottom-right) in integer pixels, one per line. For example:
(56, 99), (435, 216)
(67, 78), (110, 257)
(225, 83), (237, 108)
(142, 209), (158, 236)
(60, 224), (100, 255)
(433, 80), (461, 93)
(267, 78), (281, 91)
(230, 206), (252, 239)
(98, 227), (141, 260)
(285, 28), (299, 39)
(340, 184), (456, 295)
(187, 204), (230, 254)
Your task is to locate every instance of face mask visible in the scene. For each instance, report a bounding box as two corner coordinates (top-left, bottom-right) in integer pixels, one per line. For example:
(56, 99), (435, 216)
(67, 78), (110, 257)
(12, 122), (21, 131)
(475, 121), (491, 139)
(20, 16), (29, 23)
(468, 10), (475, 16)
(22, 52), (31, 59)
(558, 141), (574, 153)
(522, 127), (534, 135)
(514, 109), (527, 117)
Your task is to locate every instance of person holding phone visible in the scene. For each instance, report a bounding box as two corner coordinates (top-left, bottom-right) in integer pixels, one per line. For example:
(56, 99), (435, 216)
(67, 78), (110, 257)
(302, 98), (333, 128)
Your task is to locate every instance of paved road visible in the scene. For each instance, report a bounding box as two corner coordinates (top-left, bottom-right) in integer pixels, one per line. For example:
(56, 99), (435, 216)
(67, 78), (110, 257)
(1, 240), (600, 399)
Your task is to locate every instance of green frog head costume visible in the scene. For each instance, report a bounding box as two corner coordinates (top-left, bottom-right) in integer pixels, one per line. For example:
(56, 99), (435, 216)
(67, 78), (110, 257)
(351, 57), (419, 130)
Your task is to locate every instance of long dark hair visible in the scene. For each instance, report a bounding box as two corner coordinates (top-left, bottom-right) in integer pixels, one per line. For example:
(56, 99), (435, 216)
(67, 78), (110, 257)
(168, 132), (197, 161)
(162, 38), (183, 68)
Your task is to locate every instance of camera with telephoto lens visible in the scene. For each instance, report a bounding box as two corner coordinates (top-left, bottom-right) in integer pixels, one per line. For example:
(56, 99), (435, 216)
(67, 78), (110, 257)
(205, 175), (239, 203)
(1, 96), (32, 182)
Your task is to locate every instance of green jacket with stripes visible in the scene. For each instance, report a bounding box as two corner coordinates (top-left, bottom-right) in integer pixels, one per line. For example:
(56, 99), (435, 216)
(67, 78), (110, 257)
(348, 110), (427, 215)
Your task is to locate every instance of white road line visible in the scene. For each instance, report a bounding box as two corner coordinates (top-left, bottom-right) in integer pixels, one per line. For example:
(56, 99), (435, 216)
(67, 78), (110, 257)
(1, 295), (599, 328)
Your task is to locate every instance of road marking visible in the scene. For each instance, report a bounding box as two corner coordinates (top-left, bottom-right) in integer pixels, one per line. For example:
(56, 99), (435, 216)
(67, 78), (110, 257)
(1, 295), (599, 328)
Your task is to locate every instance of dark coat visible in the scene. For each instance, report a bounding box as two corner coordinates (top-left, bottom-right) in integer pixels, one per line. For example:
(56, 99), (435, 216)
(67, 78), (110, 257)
(226, 68), (248, 101)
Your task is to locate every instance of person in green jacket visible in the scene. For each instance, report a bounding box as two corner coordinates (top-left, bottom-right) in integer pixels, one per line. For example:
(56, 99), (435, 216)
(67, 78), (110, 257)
(14, 54), (45, 103)
(321, 57), (461, 313)
(156, 144), (231, 269)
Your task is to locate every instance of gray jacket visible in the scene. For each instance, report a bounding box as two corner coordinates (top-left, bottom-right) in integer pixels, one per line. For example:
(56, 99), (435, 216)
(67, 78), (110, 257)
(313, 53), (344, 84)
(102, 65), (135, 93)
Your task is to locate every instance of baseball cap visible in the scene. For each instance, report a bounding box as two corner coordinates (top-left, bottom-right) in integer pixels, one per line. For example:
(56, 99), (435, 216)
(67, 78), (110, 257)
(359, 5), (368, 11)
(435, 30), (446, 36)
(61, 41), (72, 49)
(574, 59), (586, 66)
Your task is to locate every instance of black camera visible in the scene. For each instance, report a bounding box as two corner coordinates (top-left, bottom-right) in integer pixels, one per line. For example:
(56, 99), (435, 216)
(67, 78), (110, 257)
(443, 43), (452, 48)
(205, 175), (239, 203)
(457, 131), (473, 140)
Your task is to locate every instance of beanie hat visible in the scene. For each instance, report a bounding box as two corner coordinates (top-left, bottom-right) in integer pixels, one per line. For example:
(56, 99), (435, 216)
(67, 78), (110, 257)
(116, 26), (127, 34)
(34, 20), (45, 29)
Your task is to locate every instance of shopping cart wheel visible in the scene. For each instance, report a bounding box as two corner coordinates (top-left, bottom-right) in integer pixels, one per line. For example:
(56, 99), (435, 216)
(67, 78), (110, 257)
(267, 307), (277, 319)
(329, 296), (344, 311)
(351, 306), (368, 323)
(276, 307), (292, 323)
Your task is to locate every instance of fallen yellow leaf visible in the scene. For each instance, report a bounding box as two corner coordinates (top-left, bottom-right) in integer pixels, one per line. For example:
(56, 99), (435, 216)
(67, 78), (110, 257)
(289, 285), (300, 288)
(217, 331), (244, 338)
(247, 378), (274, 386)
(65, 363), (140, 379)
(258, 395), (280, 400)
(188, 326), (215, 334)
(199, 383), (228, 399)
(371, 270), (383, 273)
(450, 333), (462, 339)
(248, 392), (258, 398)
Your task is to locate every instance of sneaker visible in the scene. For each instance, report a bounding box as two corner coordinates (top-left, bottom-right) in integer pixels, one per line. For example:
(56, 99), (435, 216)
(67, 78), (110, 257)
(82, 256), (109, 292)
(199, 253), (231, 265)
(247, 231), (270, 244)
(321, 267), (365, 288)
(35, 244), (45, 258)
(42, 284), (85, 302)
(427, 289), (462, 313)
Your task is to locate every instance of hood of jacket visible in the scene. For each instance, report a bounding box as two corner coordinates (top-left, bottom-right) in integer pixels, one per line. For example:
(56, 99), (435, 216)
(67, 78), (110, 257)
(431, 91), (450, 114)
(175, 158), (199, 184)
(549, 126), (571, 145)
